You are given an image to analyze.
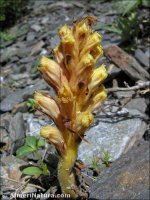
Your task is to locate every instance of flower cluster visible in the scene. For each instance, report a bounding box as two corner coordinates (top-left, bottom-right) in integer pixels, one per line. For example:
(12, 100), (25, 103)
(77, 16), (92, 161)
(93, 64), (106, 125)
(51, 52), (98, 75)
(35, 16), (107, 150)
(34, 16), (107, 197)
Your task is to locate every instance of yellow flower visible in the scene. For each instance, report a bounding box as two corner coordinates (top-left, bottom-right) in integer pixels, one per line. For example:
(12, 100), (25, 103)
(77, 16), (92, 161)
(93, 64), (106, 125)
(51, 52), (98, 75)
(80, 32), (101, 57)
(39, 56), (61, 91)
(92, 85), (107, 110)
(88, 64), (107, 93)
(78, 23), (88, 37)
(34, 92), (60, 120)
(40, 125), (66, 157)
(90, 45), (103, 61)
(58, 83), (73, 103)
(59, 25), (75, 54)
(76, 111), (94, 133)
(58, 83), (75, 124)
(77, 53), (95, 75)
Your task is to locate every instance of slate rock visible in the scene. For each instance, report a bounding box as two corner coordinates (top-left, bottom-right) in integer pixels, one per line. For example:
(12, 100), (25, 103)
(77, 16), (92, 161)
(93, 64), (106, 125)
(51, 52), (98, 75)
(25, 113), (50, 136)
(135, 49), (149, 68)
(26, 31), (36, 41)
(114, 93), (147, 114)
(41, 16), (49, 24)
(90, 140), (150, 200)
(114, 90), (136, 99)
(31, 40), (45, 55)
(9, 112), (26, 154)
(1, 155), (27, 181)
(125, 96), (147, 114)
(78, 107), (147, 164)
(1, 155), (28, 194)
(0, 113), (11, 152)
(0, 80), (47, 112)
(9, 24), (29, 38)
(12, 102), (28, 114)
(10, 73), (30, 81)
(104, 45), (149, 81)
(31, 24), (42, 32)
(0, 47), (19, 63)
(0, 86), (12, 101)
(0, 112), (25, 154)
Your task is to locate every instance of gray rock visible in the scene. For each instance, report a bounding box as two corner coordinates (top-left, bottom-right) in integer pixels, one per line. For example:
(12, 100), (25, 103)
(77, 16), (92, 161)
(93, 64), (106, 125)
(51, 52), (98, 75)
(31, 24), (42, 32)
(114, 90), (135, 99)
(145, 47), (150, 57)
(9, 24), (29, 38)
(17, 46), (31, 58)
(0, 86), (12, 101)
(24, 113), (51, 136)
(78, 107), (147, 164)
(90, 140), (150, 200)
(26, 31), (36, 41)
(31, 40), (45, 55)
(114, 93), (147, 114)
(41, 16), (49, 24)
(9, 112), (26, 154)
(0, 113), (26, 154)
(1, 155), (27, 180)
(135, 49), (149, 68)
(125, 96), (147, 114)
(0, 113), (11, 153)
(0, 79), (47, 112)
(1, 155), (27, 193)
(12, 102), (28, 114)
(10, 56), (19, 63)
(19, 57), (33, 64)
(10, 73), (30, 81)
(0, 47), (19, 63)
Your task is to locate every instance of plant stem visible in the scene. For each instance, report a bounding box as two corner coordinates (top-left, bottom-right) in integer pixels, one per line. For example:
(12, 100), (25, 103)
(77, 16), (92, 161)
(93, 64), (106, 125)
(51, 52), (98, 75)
(35, 151), (48, 175)
(57, 136), (79, 198)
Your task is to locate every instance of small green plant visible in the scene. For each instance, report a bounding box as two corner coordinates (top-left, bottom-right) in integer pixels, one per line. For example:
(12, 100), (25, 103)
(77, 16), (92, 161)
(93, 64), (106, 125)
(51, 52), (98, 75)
(101, 150), (111, 167)
(104, 12), (139, 42)
(26, 98), (36, 113)
(16, 135), (49, 176)
(91, 155), (100, 173)
(99, 0), (150, 44)
(0, 31), (16, 42)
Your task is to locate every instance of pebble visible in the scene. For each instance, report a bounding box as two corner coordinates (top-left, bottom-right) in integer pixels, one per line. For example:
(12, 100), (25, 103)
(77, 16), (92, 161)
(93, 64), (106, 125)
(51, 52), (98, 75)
(9, 112), (26, 154)
(135, 49), (149, 68)
(26, 31), (36, 41)
(31, 24), (42, 32)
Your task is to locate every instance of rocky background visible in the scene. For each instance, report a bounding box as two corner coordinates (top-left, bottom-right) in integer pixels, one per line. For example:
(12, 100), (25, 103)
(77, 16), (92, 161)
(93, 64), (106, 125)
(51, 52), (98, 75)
(0, 0), (150, 199)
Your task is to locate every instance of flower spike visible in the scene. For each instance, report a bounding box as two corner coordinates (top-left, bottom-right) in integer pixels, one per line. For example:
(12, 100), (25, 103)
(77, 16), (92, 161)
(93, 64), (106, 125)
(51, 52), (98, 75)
(34, 16), (107, 198)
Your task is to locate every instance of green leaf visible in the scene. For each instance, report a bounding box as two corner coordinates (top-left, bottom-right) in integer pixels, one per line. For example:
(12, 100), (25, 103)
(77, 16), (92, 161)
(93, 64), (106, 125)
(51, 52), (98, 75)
(142, 0), (150, 7)
(25, 136), (37, 149)
(104, 25), (122, 35)
(26, 98), (36, 113)
(115, 0), (140, 15)
(37, 139), (45, 147)
(16, 145), (35, 158)
(42, 163), (49, 176)
(22, 166), (43, 176)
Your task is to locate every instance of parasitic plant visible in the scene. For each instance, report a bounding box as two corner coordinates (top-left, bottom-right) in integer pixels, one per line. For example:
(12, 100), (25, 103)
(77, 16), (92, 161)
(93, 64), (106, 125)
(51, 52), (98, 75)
(34, 16), (107, 198)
